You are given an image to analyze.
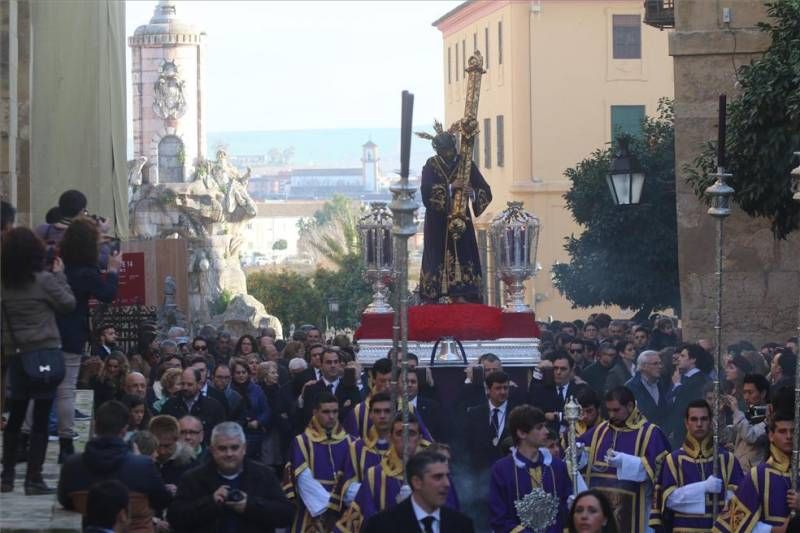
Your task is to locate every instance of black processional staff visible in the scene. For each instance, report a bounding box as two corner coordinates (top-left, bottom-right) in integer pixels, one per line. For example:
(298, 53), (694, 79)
(390, 90), (417, 498)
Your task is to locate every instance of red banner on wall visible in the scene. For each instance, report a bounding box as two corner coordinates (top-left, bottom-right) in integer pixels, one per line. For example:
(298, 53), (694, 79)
(115, 252), (146, 305)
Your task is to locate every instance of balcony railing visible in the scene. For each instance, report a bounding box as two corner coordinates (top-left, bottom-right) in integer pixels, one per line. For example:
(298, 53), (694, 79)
(643, 0), (675, 30)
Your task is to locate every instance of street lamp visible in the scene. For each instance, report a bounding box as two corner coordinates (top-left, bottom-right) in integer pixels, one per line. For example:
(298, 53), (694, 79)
(606, 136), (645, 205)
(327, 297), (340, 332)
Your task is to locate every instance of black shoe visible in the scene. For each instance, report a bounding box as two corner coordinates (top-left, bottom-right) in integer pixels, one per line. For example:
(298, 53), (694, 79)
(74, 409), (91, 421)
(0, 481), (13, 493)
(24, 479), (55, 495)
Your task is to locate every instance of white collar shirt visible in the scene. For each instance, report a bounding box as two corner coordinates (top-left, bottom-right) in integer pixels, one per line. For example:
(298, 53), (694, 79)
(488, 400), (508, 439)
(411, 494), (441, 533)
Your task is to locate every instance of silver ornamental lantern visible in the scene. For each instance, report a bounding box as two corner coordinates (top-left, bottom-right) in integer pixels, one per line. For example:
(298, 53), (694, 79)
(489, 202), (541, 313)
(358, 202), (394, 313)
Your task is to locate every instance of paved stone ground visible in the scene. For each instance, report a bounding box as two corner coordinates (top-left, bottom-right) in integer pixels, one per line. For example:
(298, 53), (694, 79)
(0, 390), (92, 532)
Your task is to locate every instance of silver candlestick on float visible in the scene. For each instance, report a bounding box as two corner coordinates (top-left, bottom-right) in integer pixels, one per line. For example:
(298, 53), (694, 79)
(358, 202), (394, 314)
(489, 201), (541, 313)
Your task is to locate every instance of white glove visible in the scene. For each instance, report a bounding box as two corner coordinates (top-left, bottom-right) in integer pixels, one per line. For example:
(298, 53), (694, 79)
(567, 494), (576, 510)
(605, 450), (624, 468)
(703, 475), (722, 494)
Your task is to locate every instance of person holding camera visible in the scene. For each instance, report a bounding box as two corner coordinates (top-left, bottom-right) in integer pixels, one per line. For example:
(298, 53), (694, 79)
(1, 227), (76, 494)
(727, 373), (770, 472)
(168, 421), (293, 533)
(55, 216), (121, 463)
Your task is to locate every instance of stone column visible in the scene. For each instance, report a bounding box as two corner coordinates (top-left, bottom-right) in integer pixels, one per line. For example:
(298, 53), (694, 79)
(671, 1), (800, 346)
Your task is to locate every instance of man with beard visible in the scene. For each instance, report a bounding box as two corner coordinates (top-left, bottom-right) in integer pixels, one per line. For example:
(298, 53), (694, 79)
(650, 400), (743, 531)
(579, 386), (671, 533)
(161, 368), (225, 447)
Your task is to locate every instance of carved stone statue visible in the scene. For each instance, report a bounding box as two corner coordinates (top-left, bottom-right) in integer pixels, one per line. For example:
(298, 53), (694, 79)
(153, 60), (187, 120)
(128, 151), (281, 334)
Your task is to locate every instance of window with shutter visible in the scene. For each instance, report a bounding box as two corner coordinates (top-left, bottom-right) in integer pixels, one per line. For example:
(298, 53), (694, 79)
(610, 105), (646, 140)
(612, 15), (641, 59)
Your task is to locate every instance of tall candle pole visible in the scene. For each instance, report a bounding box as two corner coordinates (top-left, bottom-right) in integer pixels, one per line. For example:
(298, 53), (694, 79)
(390, 91), (418, 488)
(791, 152), (800, 494)
(708, 93), (733, 522)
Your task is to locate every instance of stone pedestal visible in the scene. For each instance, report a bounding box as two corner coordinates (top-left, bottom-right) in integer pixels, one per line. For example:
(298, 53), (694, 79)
(671, 1), (800, 345)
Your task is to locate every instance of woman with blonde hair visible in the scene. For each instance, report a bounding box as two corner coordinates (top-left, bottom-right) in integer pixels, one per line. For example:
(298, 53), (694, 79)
(151, 367), (183, 414)
(89, 351), (129, 409)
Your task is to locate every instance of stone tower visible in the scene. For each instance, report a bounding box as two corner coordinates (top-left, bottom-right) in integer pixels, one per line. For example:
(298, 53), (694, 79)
(129, 0), (206, 184)
(361, 140), (379, 193)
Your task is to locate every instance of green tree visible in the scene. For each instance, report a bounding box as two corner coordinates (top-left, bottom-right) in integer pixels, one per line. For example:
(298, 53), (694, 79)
(247, 270), (324, 329)
(552, 98), (679, 319)
(298, 195), (363, 268)
(272, 239), (288, 251)
(686, 1), (800, 239)
(313, 254), (372, 328)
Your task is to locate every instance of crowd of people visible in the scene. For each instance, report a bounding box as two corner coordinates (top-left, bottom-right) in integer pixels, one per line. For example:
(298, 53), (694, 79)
(2, 193), (800, 533)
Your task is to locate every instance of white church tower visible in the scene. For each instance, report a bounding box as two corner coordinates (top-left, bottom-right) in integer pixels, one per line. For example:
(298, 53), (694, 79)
(129, 0), (206, 183)
(361, 140), (379, 193)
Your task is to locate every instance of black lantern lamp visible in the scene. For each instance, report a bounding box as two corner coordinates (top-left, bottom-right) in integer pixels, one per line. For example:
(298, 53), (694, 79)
(606, 136), (645, 205)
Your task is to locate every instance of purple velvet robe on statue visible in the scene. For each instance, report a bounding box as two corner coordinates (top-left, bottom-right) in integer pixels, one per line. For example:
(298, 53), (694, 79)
(488, 448), (572, 533)
(419, 155), (491, 303)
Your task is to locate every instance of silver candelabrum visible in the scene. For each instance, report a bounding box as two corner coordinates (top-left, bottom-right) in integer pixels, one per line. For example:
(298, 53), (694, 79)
(489, 201), (541, 313)
(358, 202), (394, 314)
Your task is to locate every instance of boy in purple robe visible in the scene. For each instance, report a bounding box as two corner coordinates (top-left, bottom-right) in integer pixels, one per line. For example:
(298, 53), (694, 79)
(579, 386), (671, 533)
(650, 399), (743, 532)
(488, 405), (575, 533)
(713, 409), (796, 533)
(335, 413), (423, 533)
(351, 391), (393, 480)
(289, 391), (359, 533)
(344, 359), (433, 444)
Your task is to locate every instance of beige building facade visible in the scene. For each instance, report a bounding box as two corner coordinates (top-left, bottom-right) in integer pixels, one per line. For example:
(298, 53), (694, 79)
(434, 0), (674, 320)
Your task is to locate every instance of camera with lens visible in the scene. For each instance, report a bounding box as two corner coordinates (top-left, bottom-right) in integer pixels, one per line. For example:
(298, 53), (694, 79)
(746, 404), (768, 423)
(226, 489), (245, 503)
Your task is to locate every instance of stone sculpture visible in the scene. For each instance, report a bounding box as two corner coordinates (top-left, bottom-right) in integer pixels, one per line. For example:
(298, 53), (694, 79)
(128, 150), (279, 333)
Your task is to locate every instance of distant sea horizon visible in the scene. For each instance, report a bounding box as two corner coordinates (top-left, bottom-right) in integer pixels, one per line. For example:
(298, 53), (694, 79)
(207, 126), (437, 175)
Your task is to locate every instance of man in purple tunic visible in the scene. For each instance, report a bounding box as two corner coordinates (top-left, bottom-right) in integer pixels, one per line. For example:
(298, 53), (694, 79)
(289, 391), (359, 533)
(579, 386), (671, 533)
(713, 409), (795, 533)
(488, 405), (575, 533)
(335, 414), (423, 533)
(650, 399), (743, 532)
(351, 391), (393, 480)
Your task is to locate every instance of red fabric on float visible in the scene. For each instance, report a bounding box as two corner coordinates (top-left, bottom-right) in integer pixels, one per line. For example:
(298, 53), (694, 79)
(354, 303), (540, 341)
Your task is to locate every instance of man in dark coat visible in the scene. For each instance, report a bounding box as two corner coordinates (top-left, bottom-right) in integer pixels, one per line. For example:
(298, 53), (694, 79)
(465, 371), (518, 470)
(161, 368), (225, 446)
(168, 422), (293, 533)
(300, 347), (361, 427)
(666, 344), (712, 448)
(58, 401), (171, 520)
(527, 352), (580, 433)
(581, 342), (618, 399)
(362, 451), (474, 533)
(625, 350), (669, 428)
(418, 129), (491, 303)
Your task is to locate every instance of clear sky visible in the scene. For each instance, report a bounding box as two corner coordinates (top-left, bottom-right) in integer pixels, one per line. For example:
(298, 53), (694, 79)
(125, 0), (462, 132)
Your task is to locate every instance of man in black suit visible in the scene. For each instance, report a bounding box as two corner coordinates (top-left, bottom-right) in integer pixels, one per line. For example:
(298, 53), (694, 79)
(362, 451), (474, 533)
(406, 369), (444, 442)
(527, 351), (579, 432)
(188, 355), (231, 416)
(464, 371), (517, 470)
(161, 368), (225, 447)
(625, 349), (669, 428)
(457, 353), (526, 415)
(665, 343), (712, 447)
(581, 342), (618, 399)
(300, 347), (360, 426)
(292, 343), (325, 398)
